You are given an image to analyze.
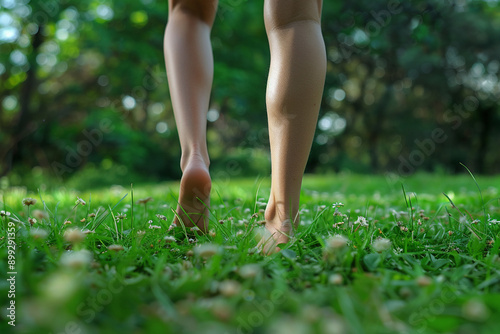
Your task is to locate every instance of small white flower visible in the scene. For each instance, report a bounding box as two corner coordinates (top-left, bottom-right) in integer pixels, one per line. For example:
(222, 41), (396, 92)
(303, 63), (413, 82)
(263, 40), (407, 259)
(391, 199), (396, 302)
(416, 275), (432, 287)
(328, 274), (343, 285)
(372, 238), (392, 253)
(194, 243), (220, 258)
(354, 216), (368, 227)
(108, 244), (124, 251)
(148, 224), (161, 229)
(487, 215), (499, 225)
(218, 280), (241, 297)
(238, 264), (262, 279)
(63, 228), (86, 244)
(164, 235), (176, 243)
(326, 235), (348, 250)
(32, 209), (49, 220)
(0, 210), (11, 217)
(30, 228), (49, 240)
(462, 299), (490, 322)
(60, 249), (92, 269)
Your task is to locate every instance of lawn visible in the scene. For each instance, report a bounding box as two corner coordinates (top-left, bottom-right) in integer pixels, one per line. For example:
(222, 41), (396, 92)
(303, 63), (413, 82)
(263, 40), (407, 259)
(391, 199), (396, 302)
(1, 173), (499, 334)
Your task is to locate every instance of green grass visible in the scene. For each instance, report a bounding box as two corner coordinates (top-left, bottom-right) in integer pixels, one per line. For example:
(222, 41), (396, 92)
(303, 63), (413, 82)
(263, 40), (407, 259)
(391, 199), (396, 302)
(1, 173), (500, 334)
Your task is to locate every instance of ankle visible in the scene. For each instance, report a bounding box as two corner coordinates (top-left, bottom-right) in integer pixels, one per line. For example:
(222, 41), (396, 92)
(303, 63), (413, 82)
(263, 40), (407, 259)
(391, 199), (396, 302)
(180, 152), (210, 172)
(264, 198), (299, 227)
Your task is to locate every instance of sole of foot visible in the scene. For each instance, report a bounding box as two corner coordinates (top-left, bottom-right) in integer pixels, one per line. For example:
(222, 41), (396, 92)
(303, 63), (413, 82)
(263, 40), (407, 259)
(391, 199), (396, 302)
(173, 161), (211, 233)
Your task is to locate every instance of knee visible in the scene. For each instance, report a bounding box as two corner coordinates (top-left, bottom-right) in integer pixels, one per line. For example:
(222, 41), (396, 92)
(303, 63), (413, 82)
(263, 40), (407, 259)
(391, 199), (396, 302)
(264, 0), (322, 32)
(169, 0), (218, 26)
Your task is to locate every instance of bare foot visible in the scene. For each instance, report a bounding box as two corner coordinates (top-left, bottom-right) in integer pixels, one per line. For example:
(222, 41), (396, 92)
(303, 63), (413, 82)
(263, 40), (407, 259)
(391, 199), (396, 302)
(257, 200), (298, 255)
(174, 157), (211, 233)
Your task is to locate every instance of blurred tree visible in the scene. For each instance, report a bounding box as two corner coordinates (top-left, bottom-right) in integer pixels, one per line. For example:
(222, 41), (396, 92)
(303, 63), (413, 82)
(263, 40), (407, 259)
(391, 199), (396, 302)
(1, 0), (499, 188)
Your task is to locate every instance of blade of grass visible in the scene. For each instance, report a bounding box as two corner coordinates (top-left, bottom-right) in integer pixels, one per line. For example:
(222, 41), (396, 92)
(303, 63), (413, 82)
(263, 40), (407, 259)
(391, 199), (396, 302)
(130, 183), (134, 230)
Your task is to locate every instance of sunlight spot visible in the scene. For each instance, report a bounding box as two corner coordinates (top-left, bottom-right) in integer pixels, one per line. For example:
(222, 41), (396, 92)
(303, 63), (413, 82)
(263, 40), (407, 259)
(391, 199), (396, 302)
(471, 62), (485, 77)
(487, 60), (499, 74)
(207, 108), (220, 122)
(56, 28), (69, 41)
(10, 50), (27, 66)
(2, 95), (18, 110)
(0, 63), (5, 75)
(318, 116), (333, 131)
(0, 12), (14, 26)
(333, 89), (346, 101)
(148, 102), (164, 116)
(156, 122), (169, 134)
(26, 23), (39, 35)
(1, 0), (16, 9)
(0, 26), (19, 43)
(318, 112), (346, 136)
(122, 95), (136, 110)
(13, 4), (31, 18)
(96, 5), (114, 21)
(17, 34), (29, 47)
(353, 29), (369, 45)
(316, 134), (328, 145)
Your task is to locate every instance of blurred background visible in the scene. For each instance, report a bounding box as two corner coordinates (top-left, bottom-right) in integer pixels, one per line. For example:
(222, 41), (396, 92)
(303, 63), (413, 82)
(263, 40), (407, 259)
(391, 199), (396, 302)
(1, 0), (500, 190)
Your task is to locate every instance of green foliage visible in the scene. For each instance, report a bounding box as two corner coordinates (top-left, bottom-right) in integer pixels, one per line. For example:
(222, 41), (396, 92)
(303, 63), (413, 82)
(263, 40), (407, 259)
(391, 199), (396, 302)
(1, 0), (500, 182)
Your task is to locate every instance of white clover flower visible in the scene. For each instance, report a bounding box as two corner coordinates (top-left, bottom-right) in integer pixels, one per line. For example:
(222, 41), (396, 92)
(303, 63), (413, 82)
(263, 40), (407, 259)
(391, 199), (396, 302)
(218, 280), (241, 297)
(354, 216), (368, 227)
(372, 238), (392, 253)
(32, 209), (49, 220)
(487, 215), (499, 225)
(164, 235), (176, 243)
(60, 249), (92, 269)
(43, 272), (78, 304)
(0, 210), (11, 217)
(194, 243), (220, 259)
(462, 299), (490, 322)
(30, 228), (49, 240)
(22, 198), (37, 206)
(328, 273), (343, 285)
(326, 235), (348, 250)
(63, 228), (86, 244)
(108, 244), (124, 252)
(416, 275), (432, 287)
(238, 264), (262, 279)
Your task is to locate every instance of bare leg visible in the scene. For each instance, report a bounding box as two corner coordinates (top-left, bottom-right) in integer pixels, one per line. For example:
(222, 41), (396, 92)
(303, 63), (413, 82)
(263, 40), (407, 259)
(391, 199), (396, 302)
(164, 0), (218, 232)
(260, 0), (326, 253)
